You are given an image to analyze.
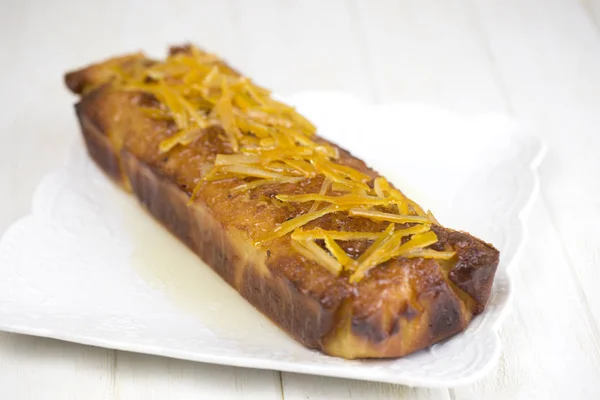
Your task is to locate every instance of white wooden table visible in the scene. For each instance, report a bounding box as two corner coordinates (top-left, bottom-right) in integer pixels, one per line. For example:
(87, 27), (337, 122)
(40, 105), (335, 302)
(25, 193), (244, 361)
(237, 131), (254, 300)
(2, 1), (600, 398)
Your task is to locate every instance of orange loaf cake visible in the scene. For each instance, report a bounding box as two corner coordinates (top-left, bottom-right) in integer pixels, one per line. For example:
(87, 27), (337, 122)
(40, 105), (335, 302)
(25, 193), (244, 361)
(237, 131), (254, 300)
(65, 45), (499, 359)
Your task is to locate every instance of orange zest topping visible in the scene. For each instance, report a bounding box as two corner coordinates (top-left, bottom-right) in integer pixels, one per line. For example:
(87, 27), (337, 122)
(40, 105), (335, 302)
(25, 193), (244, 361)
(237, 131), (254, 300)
(230, 177), (304, 194)
(403, 249), (456, 260)
(277, 194), (392, 207)
(113, 45), (453, 282)
(350, 227), (434, 283)
(354, 223), (396, 267)
(323, 235), (356, 270)
(254, 205), (348, 247)
(309, 177), (332, 213)
(291, 240), (343, 276)
(348, 208), (430, 224)
(291, 228), (383, 241)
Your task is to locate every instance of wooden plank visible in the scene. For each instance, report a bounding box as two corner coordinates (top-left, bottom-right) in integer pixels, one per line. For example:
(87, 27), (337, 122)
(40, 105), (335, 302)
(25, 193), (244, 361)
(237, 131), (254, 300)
(352, 0), (506, 111)
(470, 0), (600, 348)
(114, 352), (282, 400)
(0, 333), (114, 400)
(282, 373), (450, 400)
(455, 0), (600, 397)
(582, 0), (600, 29)
(229, 0), (373, 99)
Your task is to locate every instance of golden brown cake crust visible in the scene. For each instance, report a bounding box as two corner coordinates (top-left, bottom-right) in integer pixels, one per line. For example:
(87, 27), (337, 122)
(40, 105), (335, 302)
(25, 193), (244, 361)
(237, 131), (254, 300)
(65, 48), (499, 359)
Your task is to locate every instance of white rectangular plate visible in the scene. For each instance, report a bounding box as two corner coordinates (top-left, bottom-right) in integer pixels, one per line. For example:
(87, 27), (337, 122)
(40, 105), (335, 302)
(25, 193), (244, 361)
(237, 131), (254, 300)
(0, 92), (544, 387)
